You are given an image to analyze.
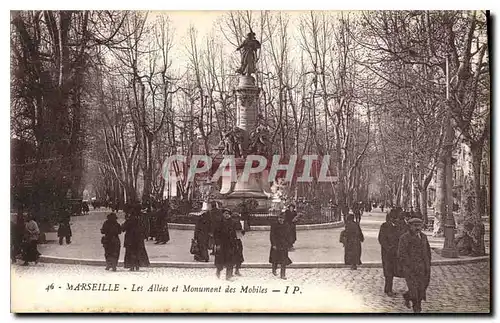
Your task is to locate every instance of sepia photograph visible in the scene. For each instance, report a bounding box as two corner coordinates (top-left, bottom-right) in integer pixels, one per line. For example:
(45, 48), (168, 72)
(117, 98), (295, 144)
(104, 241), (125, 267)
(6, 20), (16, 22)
(8, 6), (491, 314)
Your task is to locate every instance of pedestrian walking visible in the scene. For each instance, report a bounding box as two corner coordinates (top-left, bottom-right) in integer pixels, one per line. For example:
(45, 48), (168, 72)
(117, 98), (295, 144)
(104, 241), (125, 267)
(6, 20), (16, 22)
(22, 215), (40, 266)
(139, 207), (151, 241)
(100, 212), (121, 271)
(193, 210), (211, 262)
(209, 201), (223, 255)
(122, 207), (150, 271)
(82, 201), (90, 215)
(233, 213), (245, 276)
(284, 204), (298, 250)
(340, 214), (364, 270)
(398, 217), (431, 313)
(213, 209), (238, 281)
(353, 203), (362, 223)
(57, 217), (72, 245)
(378, 210), (403, 296)
(156, 202), (171, 244)
(148, 203), (159, 241)
(269, 212), (292, 280)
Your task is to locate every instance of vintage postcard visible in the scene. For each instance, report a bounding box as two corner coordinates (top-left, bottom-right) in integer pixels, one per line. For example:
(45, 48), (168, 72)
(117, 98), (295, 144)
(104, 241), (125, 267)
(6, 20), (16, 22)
(10, 9), (490, 313)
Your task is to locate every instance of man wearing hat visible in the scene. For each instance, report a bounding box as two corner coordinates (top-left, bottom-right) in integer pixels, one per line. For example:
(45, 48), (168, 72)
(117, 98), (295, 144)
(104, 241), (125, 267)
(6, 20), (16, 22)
(209, 201), (223, 255)
(378, 209), (404, 297)
(232, 212), (245, 276)
(269, 212), (292, 279)
(213, 208), (238, 280)
(100, 213), (122, 271)
(397, 217), (432, 313)
(284, 204), (298, 251)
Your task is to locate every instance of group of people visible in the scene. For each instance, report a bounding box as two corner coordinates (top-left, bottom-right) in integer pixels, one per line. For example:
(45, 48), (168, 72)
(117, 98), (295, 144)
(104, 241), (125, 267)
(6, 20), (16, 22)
(10, 213), (41, 266)
(378, 208), (431, 313)
(139, 203), (171, 245)
(99, 202), (172, 271)
(191, 202), (299, 281)
(330, 200), (375, 224)
(12, 198), (433, 312)
(338, 205), (431, 313)
(100, 203), (170, 272)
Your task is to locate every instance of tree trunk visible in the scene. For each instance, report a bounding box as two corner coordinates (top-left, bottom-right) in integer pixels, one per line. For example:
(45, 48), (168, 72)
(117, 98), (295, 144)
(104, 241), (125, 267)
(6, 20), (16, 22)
(470, 143), (483, 219)
(412, 173), (420, 211)
(469, 142), (486, 256)
(395, 181), (401, 207)
(434, 161), (445, 237)
(141, 133), (153, 203)
(420, 189), (428, 225)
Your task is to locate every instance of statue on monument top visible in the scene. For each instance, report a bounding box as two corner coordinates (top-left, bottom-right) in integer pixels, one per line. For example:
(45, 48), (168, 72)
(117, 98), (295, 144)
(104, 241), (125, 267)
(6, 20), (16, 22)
(235, 30), (261, 76)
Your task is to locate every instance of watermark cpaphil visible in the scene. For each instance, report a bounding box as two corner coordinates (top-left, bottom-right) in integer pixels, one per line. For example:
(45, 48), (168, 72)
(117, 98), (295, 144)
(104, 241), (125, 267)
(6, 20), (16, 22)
(162, 155), (337, 183)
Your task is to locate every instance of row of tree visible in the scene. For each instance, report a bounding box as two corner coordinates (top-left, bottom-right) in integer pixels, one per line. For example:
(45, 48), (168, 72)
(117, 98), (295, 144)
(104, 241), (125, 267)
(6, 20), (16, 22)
(11, 11), (489, 240)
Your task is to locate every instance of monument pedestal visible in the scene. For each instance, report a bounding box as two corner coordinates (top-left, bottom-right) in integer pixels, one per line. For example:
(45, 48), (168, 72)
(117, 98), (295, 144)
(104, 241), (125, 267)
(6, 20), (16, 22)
(218, 75), (272, 211)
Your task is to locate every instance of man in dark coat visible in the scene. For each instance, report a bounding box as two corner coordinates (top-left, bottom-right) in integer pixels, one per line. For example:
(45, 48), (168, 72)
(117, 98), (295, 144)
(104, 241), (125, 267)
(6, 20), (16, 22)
(81, 202), (88, 215)
(101, 213), (122, 271)
(194, 211), (211, 262)
(284, 204), (298, 250)
(57, 217), (72, 245)
(341, 214), (364, 269)
(269, 212), (292, 280)
(232, 213), (245, 276)
(352, 203), (361, 223)
(378, 210), (403, 296)
(398, 211), (411, 235)
(209, 201), (223, 255)
(213, 209), (238, 281)
(398, 217), (431, 313)
(148, 205), (159, 241)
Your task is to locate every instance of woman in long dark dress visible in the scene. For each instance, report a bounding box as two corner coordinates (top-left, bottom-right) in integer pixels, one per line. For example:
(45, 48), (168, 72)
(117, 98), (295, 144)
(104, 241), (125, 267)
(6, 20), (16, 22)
(269, 213), (292, 280)
(155, 203), (170, 244)
(100, 213), (122, 271)
(341, 214), (364, 270)
(122, 209), (150, 271)
(194, 211), (211, 262)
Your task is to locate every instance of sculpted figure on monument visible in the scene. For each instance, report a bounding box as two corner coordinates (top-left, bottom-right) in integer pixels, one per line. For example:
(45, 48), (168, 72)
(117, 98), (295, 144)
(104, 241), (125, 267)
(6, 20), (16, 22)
(249, 124), (271, 156)
(236, 31), (261, 76)
(232, 127), (246, 158)
(249, 114), (271, 156)
(222, 131), (234, 155)
(220, 127), (246, 158)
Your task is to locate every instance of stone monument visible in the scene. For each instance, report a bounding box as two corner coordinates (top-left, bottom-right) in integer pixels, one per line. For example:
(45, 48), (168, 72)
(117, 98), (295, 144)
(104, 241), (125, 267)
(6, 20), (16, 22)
(214, 30), (273, 210)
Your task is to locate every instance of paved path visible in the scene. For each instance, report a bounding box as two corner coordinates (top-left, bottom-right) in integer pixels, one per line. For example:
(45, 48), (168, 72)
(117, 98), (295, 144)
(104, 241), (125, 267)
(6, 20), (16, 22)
(37, 209), (490, 264)
(11, 262), (490, 313)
